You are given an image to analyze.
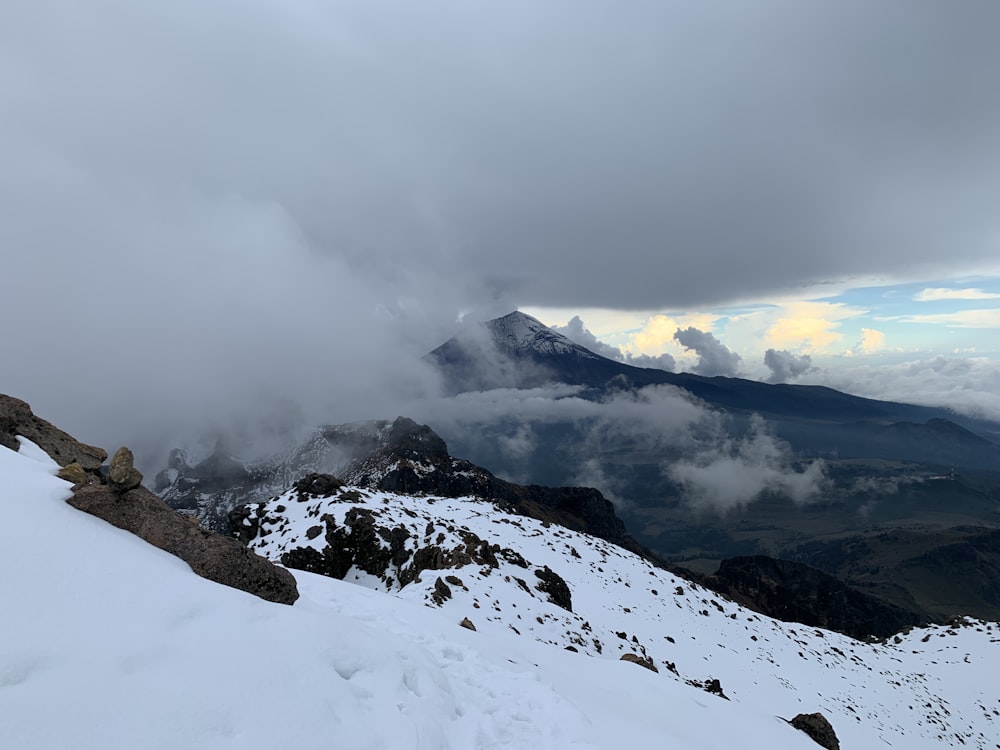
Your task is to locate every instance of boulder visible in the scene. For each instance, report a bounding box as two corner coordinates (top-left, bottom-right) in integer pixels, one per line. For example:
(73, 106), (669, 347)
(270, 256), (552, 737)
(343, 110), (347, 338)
(0, 394), (107, 469)
(459, 617), (477, 631)
(788, 712), (840, 750)
(69, 484), (298, 605)
(534, 565), (573, 611)
(620, 653), (658, 672)
(57, 462), (92, 485)
(107, 446), (143, 493)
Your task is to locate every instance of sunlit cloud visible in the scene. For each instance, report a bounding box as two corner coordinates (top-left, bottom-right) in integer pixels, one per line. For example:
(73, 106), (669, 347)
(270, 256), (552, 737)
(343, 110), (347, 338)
(857, 327), (886, 354)
(624, 313), (719, 356)
(899, 309), (1000, 329)
(762, 301), (865, 353)
(913, 287), (1000, 302)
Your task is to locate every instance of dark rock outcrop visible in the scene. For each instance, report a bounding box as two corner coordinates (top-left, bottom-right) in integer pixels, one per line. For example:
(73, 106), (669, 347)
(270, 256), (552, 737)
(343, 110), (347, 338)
(69, 484), (298, 605)
(344, 417), (656, 562)
(534, 566), (573, 611)
(294, 473), (344, 498)
(705, 555), (924, 640)
(0, 394), (107, 469)
(788, 712), (840, 750)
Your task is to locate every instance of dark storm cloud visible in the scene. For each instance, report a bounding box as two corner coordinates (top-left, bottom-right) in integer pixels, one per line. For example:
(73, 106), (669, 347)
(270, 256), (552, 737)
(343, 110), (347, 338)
(3, 0), (1000, 448)
(673, 328), (742, 377)
(763, 349), (816, 383)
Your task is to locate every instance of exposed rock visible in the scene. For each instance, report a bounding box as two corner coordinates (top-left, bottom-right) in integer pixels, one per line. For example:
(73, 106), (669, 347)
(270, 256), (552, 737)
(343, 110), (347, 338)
(705, 555), (925, 640)
(57, 462), (93, 485)
(68, 484), (298, 605)
(459, 617), (476, 631)
(432, 576), (453, 605)
(620, 653), (658, 672)
(0, 394), (107, 469)
(294, 473), (344, 498)
(684, 677), (729, 699)
(534, 566), (573, 611)
(158, 415), (658, 565)
(704, 678), (727, 699)
(342, 417), (657, 562)
(788, 712), (840, 750)
(108, 446), (143, 493)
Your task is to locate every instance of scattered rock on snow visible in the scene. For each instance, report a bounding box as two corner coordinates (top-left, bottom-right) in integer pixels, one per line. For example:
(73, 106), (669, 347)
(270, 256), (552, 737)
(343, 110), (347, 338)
(432, 576), (453, 605)
(620, 653), (658, 672)
(534, 565), (572, 611)
(788, 712), (840, 750)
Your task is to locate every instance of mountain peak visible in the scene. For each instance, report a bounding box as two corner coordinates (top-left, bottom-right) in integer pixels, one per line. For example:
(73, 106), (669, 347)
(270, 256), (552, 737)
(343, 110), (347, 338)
(483, 310), (600, 359)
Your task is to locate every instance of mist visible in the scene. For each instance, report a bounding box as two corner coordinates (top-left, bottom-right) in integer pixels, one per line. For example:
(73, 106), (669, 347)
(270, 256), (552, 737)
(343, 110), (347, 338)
(668, 416), (828, 513)
(407, 384), (828, 513)
(4, 0), (1000, 473)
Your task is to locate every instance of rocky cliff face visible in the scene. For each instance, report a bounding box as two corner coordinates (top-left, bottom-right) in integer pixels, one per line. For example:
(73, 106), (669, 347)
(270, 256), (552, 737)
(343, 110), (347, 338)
(701, 555), (924, 640)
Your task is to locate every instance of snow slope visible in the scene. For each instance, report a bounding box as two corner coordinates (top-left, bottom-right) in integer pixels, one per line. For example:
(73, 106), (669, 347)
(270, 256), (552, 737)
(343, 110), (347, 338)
(243, 483), (1000, 749)
(2, 439), (823, 750)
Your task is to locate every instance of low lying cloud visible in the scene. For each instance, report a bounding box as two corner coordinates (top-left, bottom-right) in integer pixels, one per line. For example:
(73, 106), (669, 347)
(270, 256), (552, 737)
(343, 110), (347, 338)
(673, 327), (742, 377)
(408, 381), (827, 514)
(625, 352), (677, 371)
(803, 356), (1000, 423)
(667, 416), (827, 513)
(763, 349), (816, 383)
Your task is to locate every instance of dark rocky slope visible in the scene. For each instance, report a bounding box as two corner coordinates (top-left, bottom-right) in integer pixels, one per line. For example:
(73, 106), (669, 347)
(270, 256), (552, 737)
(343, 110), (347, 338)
(699, 556), (924, 640)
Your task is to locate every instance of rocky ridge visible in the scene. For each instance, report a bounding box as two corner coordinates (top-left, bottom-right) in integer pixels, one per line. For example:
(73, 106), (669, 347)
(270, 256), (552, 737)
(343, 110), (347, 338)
(159, 414), (933, 638)
(156, 416), (651, 562)
(235, 477), (1000, 749)
(2, 394), (297, 604)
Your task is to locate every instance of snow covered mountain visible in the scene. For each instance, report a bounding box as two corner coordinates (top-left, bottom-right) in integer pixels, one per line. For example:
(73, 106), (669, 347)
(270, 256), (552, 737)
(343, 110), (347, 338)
(426, 311), (1000, 470)
(3, 432), (824, 750)
(156, 416), (650, 563)
(235, 474), (1000, 749)
(5, 423), (1000, 749)
(483, 311), (603, 359)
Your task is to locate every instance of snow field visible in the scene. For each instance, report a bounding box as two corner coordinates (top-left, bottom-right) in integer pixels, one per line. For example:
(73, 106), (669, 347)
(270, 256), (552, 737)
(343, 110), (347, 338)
(2, 439), (819, 750)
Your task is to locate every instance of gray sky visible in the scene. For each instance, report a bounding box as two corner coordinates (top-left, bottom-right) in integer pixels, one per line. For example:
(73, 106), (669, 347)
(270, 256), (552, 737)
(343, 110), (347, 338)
(3, 0), (1000, 448)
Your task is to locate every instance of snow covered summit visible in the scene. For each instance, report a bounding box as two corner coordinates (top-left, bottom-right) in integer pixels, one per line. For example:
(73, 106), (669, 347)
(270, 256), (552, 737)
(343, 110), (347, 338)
(484, 311), (602, 359)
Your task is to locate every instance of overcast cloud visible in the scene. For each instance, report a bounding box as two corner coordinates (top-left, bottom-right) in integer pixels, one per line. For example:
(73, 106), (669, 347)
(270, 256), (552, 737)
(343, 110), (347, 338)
(3, 0), (1000, 447)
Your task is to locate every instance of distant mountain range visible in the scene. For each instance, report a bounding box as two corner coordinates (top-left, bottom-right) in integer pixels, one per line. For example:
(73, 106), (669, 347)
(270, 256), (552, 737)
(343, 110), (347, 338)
(428, 311), (1000, 469)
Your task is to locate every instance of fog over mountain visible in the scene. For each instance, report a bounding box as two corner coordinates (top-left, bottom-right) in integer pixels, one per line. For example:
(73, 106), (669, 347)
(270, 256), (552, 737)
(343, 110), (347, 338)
(3, 0), (1000, 452)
